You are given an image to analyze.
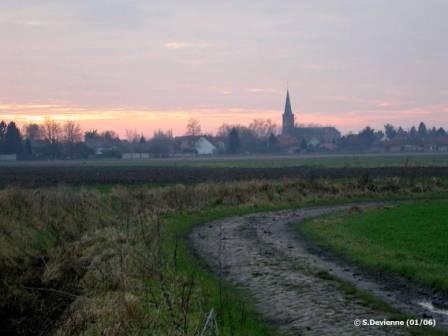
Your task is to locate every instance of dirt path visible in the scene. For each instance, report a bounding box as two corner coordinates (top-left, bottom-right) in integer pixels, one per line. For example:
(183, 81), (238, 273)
(190, 204), (448, 336)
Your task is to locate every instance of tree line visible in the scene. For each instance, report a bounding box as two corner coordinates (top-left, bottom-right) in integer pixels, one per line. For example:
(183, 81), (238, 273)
(0, 117), (280, 159)
(0, 118), (92, 159)
(1, 116), (447, 160)
(338, 122), (448, 152)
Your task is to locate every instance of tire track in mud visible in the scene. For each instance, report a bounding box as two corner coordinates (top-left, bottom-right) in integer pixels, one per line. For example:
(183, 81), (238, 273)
(190, 205), (448, 336)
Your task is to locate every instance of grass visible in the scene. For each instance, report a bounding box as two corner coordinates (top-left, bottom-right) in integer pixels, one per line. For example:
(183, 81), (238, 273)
(2, 177), (448, 335)
(297, 200), (448, 294)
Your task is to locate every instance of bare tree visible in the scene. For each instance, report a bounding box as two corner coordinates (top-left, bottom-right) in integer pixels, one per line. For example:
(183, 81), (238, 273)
(63, 121), (83, 144)
(61, 121), (82, 159)
(186, 118), (202, 136)
(249, 119), (278, 138)
(126, 129), (140, 144)
(216, 123), (240, 137)
(42, 117), (61, 143)
(0, 120), (6, 141)
(126, 129), (141, 153)
(149, 130), (174, 157)
(23, 123), (43, 142)
(217, 123), (270, 153)
(102, 130), (120, 146)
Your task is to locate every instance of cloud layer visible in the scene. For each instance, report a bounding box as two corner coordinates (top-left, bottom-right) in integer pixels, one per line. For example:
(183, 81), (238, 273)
(1, 0), (447, 135)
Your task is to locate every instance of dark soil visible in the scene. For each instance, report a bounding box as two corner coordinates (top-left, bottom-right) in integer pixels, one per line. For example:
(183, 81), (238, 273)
(1, 166), (447, 187)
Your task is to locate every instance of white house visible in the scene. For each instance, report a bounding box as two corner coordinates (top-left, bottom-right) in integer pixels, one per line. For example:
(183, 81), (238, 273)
(195, 137), (216, 155)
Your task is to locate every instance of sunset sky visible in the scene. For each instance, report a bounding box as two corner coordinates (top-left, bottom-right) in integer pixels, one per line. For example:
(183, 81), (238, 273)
(1, 0), (447, 137)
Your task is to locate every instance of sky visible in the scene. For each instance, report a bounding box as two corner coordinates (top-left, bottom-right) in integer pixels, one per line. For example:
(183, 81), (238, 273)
(1, 0), (448, 137)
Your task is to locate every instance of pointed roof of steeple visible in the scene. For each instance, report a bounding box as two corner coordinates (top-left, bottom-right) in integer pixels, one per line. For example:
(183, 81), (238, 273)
(284, 90), (293, 116)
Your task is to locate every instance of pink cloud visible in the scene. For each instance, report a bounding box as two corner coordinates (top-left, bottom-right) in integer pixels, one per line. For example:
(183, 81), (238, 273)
(1, 99), (447, 137)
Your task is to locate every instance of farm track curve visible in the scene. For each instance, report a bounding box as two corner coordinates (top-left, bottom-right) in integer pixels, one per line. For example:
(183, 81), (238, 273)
(190, 204), (448, 336)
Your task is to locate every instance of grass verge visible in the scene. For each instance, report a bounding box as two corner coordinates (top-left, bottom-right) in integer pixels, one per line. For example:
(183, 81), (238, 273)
(297, 200), (448, 294)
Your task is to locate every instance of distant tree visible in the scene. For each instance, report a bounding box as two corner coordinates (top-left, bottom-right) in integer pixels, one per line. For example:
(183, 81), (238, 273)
(125, 129), (141, 153)
(63, 121), (83, 159)
(84, 129), (100, 142)
(384, 124), (397, 139)
(84, 130), (121, 156)
(429, 127), (437, 137)
(23, 123), (43, 142)
(42, 118), (61, 144)
(135, 135), (149, 153)
(358, 126), (375, 148)
(23, 139), (33, 159)
(0, 120), (6, 139)
(126, 129), (140, 144)
(149, 130), (174, 157)
(0, 120), (6, 154)
(4, 122), (23, 154)
(72, 142), (94, 159)
(186, 118), (202, 136)
(410, 126), (418, 141)
(42, 142), (62, 160)
(375, 130), (385, 142)
(217, 123), (233, 138)
(268, 133), (279, 151)
(218, 123), (268, 153)
(227, 127), (241, 154)
(418, 122), (427, 138)
(238, 128), (258, 152)
(63, 121), (82, 144)
(249, 119), (278, 138)
(39, 118), (63, 159)
(102, 130), (120, 146)
(397, 127), (407, 137)
(300, 138), (308, 151)
(437, 127), (447, 137)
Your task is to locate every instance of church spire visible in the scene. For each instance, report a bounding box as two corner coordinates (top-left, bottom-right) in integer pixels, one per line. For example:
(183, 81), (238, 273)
(285, 90), (293, 116)
(282, 89), (295, 135)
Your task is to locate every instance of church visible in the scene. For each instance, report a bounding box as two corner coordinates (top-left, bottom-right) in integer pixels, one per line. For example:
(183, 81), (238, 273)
(281, 90), (340, 145)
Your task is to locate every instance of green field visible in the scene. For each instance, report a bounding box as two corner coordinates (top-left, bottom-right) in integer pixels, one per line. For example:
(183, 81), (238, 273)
(297, 200), (448, 293)
(1, 153), (448, 168)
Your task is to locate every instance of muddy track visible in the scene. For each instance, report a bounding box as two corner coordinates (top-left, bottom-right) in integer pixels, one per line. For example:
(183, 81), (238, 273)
(190, 204), (448, 336)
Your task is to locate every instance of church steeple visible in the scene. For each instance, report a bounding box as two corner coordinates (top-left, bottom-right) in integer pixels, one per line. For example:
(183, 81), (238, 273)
(282, 90), (295, 135)
(285, 90), (293, 116)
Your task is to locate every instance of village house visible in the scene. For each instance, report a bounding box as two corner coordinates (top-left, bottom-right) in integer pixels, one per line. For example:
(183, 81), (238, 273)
(174, 136), (217, 156)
